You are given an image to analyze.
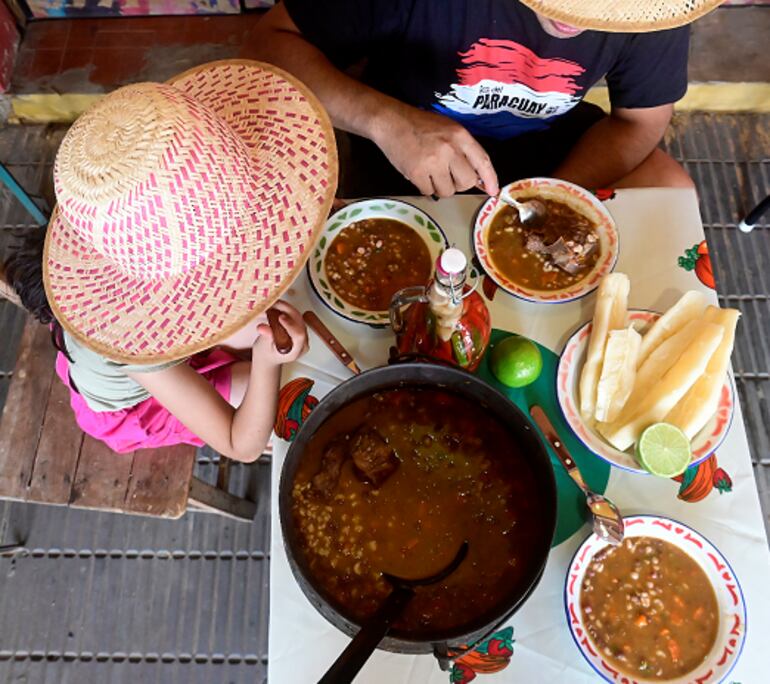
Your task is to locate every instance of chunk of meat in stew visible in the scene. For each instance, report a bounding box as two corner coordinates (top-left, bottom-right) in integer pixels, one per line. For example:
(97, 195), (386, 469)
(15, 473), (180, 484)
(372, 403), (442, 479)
(350, 426), (400, 487)
(540, 236), (598, 274)
(525, 226), (597, 274)
(488, 198), (601, 291)
(312, 438), (349, 497)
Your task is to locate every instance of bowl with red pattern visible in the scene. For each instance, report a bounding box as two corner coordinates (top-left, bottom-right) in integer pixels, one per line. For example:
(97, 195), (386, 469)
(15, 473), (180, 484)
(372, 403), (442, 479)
(472, 177), (618, 303)
(556, 310), (735, 474)
(565, 515), (747, 684)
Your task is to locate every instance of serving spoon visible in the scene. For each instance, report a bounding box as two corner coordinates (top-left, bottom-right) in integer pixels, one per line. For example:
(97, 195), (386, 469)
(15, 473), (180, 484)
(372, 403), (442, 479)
(318, 541), (469, 684)
(530, 405), (624, 546)
(498, 187), (547, 225)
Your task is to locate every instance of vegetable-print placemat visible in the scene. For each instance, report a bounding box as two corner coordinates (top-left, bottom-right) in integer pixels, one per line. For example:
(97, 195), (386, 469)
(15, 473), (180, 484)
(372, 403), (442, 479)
(476, 329), (611, 547)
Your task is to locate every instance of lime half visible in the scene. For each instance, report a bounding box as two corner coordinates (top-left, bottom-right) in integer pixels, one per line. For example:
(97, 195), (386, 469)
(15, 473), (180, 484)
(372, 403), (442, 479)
(637, 423), (692, 477)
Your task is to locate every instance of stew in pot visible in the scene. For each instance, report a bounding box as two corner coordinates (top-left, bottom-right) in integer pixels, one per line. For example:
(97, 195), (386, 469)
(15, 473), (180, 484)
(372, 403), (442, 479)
(291, 388), (545, 637)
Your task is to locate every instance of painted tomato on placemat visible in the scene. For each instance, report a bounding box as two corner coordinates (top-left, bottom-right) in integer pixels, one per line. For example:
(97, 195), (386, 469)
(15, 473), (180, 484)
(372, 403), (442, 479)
(679, 239), (715, 289)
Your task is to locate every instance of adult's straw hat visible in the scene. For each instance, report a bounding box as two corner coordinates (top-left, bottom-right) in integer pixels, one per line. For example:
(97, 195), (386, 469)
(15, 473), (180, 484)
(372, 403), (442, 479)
(519, 0), (726, 32)
(44, 60), (337, 363)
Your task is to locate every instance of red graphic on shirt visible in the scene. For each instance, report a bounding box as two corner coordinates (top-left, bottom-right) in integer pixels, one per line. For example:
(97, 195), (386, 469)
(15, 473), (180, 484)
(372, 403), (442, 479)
(457, 38), (584, 94)
(434, 38), (586, 125)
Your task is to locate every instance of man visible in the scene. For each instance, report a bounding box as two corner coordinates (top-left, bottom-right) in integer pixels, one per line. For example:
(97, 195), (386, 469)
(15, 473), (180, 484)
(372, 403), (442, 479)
(247, 0), (723, 197)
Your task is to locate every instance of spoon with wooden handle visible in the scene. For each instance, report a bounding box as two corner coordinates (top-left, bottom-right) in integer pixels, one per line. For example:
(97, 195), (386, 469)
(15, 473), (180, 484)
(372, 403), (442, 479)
(266, 308), (293, 355)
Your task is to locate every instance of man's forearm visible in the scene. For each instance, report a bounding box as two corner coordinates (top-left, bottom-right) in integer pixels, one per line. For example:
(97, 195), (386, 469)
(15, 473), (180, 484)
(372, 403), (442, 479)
(553, 113), (667, 189)
(246, 25), (401, 144)
(244, 5), (500, 196)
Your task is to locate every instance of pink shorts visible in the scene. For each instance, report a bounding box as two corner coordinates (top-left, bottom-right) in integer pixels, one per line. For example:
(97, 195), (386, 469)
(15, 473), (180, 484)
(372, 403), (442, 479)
(55, 349), (238, 454)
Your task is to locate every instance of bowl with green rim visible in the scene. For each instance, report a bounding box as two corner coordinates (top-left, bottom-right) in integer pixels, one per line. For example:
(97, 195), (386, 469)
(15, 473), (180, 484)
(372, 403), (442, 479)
(306, 198), (448, 327)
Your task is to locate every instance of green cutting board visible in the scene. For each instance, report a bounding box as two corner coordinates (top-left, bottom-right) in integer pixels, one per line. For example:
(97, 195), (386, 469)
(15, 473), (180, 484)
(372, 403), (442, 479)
(476, 329), (610, 547)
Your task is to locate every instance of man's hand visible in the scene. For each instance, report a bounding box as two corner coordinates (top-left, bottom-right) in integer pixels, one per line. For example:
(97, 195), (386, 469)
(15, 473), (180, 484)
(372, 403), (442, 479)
(373, 105), (499, 197)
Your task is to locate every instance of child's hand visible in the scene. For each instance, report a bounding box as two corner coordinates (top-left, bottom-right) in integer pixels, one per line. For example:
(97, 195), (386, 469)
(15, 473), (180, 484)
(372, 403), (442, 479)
(252, 300), (308, 366)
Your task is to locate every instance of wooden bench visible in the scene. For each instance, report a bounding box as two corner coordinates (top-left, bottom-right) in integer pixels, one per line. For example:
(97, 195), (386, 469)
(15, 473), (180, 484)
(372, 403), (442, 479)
(0, 314), (257, 521)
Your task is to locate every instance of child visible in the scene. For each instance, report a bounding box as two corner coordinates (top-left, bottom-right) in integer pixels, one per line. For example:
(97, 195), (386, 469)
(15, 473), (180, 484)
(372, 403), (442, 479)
(3, 59), (337, 461)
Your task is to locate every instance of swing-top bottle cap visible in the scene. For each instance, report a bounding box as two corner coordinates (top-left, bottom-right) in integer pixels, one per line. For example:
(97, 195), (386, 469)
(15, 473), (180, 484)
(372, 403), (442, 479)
(437, 248), (467, 277)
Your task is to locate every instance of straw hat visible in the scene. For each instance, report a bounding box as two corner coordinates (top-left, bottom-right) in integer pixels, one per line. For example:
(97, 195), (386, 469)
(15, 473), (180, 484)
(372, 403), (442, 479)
(519, 0), (725, 32)
(44, 59), (337, 363)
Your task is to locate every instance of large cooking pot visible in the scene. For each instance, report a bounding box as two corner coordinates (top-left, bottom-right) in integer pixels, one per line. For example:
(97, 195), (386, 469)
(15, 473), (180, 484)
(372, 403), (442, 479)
(278, 362), (557, 663)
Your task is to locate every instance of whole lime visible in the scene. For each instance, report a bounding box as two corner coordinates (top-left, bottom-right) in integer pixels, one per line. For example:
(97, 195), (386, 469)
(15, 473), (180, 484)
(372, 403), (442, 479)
(489, 336), (543, 388)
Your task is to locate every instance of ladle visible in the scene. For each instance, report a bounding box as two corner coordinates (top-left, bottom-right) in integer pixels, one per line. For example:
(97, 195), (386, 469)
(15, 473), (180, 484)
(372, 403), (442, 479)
(318, 541), (469, 684)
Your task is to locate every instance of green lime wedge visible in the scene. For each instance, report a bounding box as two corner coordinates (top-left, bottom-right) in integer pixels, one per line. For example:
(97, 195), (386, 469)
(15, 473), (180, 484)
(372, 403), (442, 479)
(637, 423), (692, 477)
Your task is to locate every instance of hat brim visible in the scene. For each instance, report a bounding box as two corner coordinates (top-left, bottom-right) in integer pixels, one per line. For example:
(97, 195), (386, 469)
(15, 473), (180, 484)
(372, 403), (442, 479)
(44, 60), (337, 364)
(519, 0), (724, 32)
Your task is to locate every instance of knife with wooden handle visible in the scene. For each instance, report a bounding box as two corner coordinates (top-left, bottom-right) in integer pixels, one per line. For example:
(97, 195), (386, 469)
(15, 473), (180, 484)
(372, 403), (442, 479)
(530, 404), (588, 493)
(303, 311), (362, 375)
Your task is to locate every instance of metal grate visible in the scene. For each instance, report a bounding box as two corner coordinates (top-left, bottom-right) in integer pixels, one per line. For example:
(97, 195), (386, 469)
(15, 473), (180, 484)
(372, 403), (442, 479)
(0, 459), (271, 684)
(663, 113), (770, 535)
(0, 115), (767, 683)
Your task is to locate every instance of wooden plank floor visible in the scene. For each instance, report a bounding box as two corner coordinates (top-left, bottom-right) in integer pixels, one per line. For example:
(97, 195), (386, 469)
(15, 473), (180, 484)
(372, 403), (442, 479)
(0, 318), (195, 518)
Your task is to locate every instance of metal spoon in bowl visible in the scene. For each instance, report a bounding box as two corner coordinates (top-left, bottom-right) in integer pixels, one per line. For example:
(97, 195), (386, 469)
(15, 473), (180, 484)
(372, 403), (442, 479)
(498, 187), (547, 225)
(474, 180), (546, 225)
(530, 405), (624, 546)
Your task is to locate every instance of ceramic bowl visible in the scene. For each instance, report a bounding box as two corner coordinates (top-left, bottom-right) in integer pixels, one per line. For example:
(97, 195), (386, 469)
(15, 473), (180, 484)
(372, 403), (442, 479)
(565, 514), (747, 684)
(473, 177), (618, 303)
(307, 198), (448, 327)
(557, 310), (735, 474)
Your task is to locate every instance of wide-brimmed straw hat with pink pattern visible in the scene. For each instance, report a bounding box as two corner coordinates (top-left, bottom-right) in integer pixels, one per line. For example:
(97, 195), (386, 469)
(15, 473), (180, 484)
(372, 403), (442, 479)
(43, 59), (337, 363)
(520, 0), (725, 31)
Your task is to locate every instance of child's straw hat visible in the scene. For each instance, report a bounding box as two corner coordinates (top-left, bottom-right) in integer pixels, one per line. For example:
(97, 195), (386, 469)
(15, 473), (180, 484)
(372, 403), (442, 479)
(520, 0), (725, 31)
(44, 60), (337, 363)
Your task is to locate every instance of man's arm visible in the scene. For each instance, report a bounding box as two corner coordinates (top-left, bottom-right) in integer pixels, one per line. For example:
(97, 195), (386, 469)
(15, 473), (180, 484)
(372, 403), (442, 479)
(553, 104), (674, 189)
(245, 4), (498, 197)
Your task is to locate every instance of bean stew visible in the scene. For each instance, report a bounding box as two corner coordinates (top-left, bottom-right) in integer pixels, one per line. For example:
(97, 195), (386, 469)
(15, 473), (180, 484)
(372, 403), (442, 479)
(580, 536), (719, 680)
(488, 197), (600, 291)
(291, 388), (545, 638)
(324, 218), (432, 311)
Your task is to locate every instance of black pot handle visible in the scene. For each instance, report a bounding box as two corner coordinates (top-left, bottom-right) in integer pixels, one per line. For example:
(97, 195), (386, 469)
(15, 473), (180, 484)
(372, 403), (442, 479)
(432, 610), (511, 667)
(318, 586), (415, 684)
(433, 565), (548, 666)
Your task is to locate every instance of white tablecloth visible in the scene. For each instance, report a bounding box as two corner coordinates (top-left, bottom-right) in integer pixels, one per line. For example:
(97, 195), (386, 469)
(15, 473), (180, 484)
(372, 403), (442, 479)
(268, 189), (770, 683)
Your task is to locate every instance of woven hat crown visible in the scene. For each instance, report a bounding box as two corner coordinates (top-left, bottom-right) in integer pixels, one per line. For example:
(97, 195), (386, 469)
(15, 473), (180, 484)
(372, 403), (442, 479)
(54, 82), (260, 281)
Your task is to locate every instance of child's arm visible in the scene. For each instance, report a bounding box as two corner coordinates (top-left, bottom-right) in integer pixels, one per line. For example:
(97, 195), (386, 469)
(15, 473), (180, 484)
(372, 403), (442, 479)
(127, 301), (308, 462)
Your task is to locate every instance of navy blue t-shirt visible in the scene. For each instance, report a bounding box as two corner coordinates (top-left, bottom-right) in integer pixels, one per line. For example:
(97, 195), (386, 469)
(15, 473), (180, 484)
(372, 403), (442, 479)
(284, 0), (689, 139)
